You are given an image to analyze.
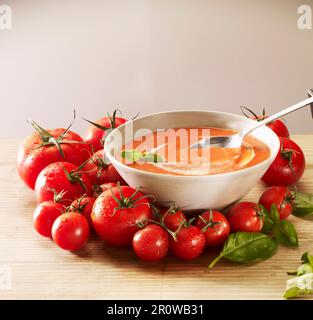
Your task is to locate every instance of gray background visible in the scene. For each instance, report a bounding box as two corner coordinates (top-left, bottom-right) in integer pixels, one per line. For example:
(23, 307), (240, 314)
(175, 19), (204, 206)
(1, 0), (313, 138)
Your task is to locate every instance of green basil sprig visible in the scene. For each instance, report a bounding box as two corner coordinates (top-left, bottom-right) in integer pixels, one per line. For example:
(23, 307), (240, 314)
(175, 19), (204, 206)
(261, 204), (276, 234)
(121, 149), (163, 163)
(272, 220), (298, 248)
(261, 204), (299, 248)
(284, 252), (313, 299)
(284, 282), (313, 299)
(288, 252), (313, 276)
(292, 191), (313, 218)
(121, 150), (143, 162)
(208, 232), (278, 269)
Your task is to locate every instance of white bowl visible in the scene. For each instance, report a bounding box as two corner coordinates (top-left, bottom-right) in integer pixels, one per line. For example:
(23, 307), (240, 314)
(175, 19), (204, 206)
(104, 110), (280, 211)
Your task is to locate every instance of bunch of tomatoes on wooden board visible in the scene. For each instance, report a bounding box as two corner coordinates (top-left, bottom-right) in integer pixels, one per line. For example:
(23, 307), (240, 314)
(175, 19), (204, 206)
(17, 108), (312, 267)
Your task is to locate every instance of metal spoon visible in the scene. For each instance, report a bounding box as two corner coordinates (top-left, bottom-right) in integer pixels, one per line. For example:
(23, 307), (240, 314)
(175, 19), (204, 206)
(308, 89), (313, 117)
(190, 95), (313, 150)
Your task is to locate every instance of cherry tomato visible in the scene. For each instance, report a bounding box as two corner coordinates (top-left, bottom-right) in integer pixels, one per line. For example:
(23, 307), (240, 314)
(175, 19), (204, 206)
(259, 186), (293, 220)
(195, 210), (230, 247)
(82, 150), (124, 186)
(262, 137), (305, 186)
(132, 224), (169, 261)
(91, 186), (153, 246)
(241, 106), (289, 137)
(35, 162), (92, 206)
(70, 195), (95, 228)
(170, 225), (205, 260)
(92, 182), (118, 198)
(33, 201), (66, 237)
(159, 206), (186, 232)
(227, 202), (264, 232)
(83, 110), (127, 152)
(52, 212), (89, 251)
(17, 117), (91, 190)
(267, 119), (289, 138)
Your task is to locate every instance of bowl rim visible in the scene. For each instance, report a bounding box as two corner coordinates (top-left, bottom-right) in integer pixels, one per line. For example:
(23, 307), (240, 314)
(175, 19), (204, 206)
(104, 109), (280, 180)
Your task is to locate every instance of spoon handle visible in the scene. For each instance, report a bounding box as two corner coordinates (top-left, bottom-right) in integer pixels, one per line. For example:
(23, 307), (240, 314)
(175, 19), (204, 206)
(240, 96), (313, 137)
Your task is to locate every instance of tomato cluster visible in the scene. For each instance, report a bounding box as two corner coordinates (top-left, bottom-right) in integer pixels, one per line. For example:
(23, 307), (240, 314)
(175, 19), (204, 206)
(17, 108), (308, 265)
(241, 106), (305, 186)
(17, 111), (127, 251)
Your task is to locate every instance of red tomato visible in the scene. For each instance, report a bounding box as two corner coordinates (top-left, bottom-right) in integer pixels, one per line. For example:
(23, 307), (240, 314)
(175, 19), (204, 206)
(266, 119), (289, 138)
(262, 137), (305, 186)
(159, 207), (186, 232)
(132, 224), (169, 261)
(33, 201), (66, 237)
(91, 186), (153, 246)
(52, 212), (89, 251)
(227, 202), (264, 232)
(83, 110), (127, 152)
(35, 162), (92, 206)
(70, 195), (95, 228)
(241, 106), (289, 138)
(195, 210), (230, 247)
(82, 150), (124, 186)
(92, 182), (118, 198)
(17, 119), (91, 190)
(170, 226), (205, 261)
(259, 186), (293, 220)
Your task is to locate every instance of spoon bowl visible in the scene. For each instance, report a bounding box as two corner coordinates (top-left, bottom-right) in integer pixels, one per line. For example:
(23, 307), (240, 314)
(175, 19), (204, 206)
(190, 95), (313, 150)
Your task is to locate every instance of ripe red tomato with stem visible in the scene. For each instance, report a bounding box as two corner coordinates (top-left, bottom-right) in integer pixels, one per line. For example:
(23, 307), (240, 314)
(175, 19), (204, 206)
(195, 210), (230, 247)
(91, 185), (153, 246)
(227, 202), (265, 233)
(262, 137), (305, 186)
(259, 186), (294, 220)
(159, 204), (186, 232)
(92, 182), (118, 198)
(82, 149), (124, 186)
(170, 223), (205, 261)
(83, 110), (127, 152)
(132, 224), (169, 261)
(35, 161), (92, 206)
(70, 195), (95, 228)
(17, 112), (91, 190)
(33, 191), (66, 237)
(241, 106), (290, 138)
(52, 212), (89, 251)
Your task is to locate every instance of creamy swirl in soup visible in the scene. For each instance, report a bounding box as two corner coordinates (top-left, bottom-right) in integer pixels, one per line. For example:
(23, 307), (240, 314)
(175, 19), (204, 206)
(119, 127), (270, 176)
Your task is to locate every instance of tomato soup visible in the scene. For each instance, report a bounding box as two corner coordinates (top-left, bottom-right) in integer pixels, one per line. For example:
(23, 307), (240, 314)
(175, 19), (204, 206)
(119, 128), (270, 176)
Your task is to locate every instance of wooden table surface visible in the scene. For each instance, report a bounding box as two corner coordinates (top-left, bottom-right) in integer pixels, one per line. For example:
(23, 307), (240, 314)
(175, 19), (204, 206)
(0, 136), (312, 300)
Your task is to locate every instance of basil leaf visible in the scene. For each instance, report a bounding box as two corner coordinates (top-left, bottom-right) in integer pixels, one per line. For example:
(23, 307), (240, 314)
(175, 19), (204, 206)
(121, 150), (143, 162)
(284, 287), (302, 299)
(269, 204), (280, 222)
(208, 232), (278, 268)
(283, 273), (313, 299)
(292, 192), (313, 218)
(283, 287), (313, 299)
(301, 252), (313, 266)
(272, 220), (299, 248)
(142, 152), (163, 163)
(287, 252), (313, 277)
(121, 149), (163, 164)
(260, 205), (274, 234)
(261, 215), (274, 234)
(287, 263), (313, 276)
(297, 263), (313, 276)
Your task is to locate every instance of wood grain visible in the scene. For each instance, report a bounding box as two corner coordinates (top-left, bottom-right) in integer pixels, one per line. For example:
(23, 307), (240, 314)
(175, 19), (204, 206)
(0, 136), (312, 300)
